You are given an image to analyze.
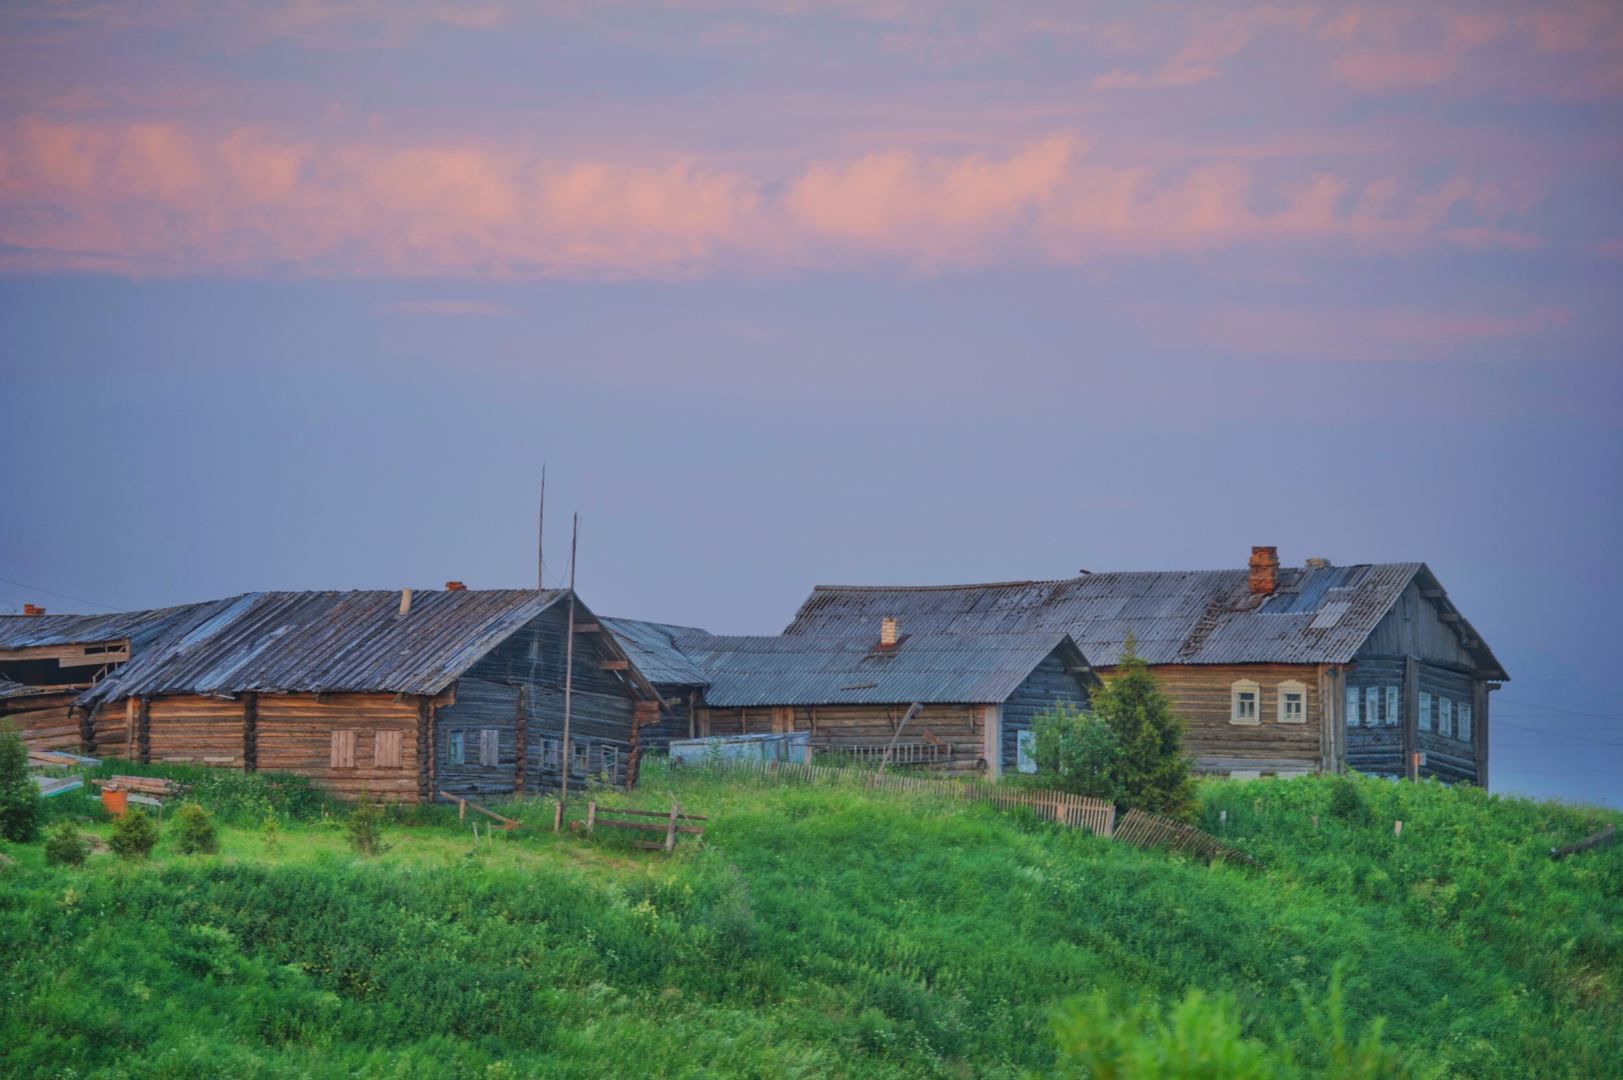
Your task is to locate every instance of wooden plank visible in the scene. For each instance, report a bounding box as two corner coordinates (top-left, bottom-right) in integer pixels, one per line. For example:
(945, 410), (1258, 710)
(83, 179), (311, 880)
(598, 660), (630, 671)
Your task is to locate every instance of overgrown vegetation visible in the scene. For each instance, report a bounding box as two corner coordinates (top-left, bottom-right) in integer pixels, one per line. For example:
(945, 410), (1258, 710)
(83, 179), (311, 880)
(42, 820), (88, 867)
(0, 724), (40, 842)
(1028, 701), (1123, 802)
(108, 806), (158, 859)
(345, 795), (388, 856)
(173, 802), (219, 854)
(0, 761), (1617, 1078)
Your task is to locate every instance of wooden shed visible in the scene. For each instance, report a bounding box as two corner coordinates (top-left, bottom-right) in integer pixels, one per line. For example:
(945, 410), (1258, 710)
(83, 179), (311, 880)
(670, 630), (1098, 778)
(783, 549), (1507, 786)
(76, 588), (664, 801)
(602, 616), (711, 749)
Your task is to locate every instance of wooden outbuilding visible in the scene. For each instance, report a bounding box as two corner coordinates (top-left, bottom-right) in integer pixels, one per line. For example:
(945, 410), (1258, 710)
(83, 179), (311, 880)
(783, 549), (1508, 786)
(602, 616), (711, 749)
(669, 630), (1098, 778)
(76, 588), (664, 801)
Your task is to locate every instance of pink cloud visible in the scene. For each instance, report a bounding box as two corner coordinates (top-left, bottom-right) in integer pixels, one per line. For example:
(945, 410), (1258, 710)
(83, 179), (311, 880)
(0, 119), (1542, 277)
(1331, 50), (1459, 91)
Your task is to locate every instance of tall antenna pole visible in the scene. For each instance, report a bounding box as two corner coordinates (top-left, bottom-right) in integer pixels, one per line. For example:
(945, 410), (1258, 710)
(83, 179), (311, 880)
(559, 512), (579, 802)
(536, 464), (547, 590)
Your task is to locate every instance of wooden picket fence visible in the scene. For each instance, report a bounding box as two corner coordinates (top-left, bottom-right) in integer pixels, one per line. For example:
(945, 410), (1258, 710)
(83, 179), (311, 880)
(1114, 808), (1261, 869)
(702, 758), (1117, 839)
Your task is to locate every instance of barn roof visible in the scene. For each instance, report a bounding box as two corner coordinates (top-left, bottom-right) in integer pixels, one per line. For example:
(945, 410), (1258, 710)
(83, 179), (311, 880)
(674, 631), (1089, 708)
(0, 604), (207, 652)
(600, 617), (712, 687)
(0, 676), (46, 700)
(79, 589), (571, 704)
(785, 563), (1505, 677)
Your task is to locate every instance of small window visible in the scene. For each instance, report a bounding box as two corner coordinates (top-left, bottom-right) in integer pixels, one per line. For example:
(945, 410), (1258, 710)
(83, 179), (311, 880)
(1365, 686), (1381, 726)
(330, 729), (356, 769)
(1278, 682), (1307, 724)
(1016, 729), (1038, 773)
(1231, 680), (1260, 725)
(599, 745), (619, 780)
(449, 730), (466, 766)
(572, 741), (589, 774)
(374, 729), (403, 768)
(1345, 686), (1362, 726)
(1385, 687), (1400, 727)
(478, 729), (500, 767)
(1442, 699), (1455, 738)
(1420, 692), (1433, 732)
(1459, 702), (1473, 743)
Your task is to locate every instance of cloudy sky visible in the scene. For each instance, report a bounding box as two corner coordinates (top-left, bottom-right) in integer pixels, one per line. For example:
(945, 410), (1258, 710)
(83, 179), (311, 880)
(2, 1), (1620, 804)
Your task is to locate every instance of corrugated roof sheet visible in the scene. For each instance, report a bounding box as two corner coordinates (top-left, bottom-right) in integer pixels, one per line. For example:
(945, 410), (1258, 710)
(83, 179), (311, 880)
(0, 676), (46, 700)
(785, 563), (1462, 667)
(600, 617), (711, 687)
(0, 604), (207, 651)
(674, 631), (1084, 708)
(80, 589), (567, 704)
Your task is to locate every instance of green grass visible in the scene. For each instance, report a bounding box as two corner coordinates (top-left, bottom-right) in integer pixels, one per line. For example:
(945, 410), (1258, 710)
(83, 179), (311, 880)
(1, 764), (1618, 1078)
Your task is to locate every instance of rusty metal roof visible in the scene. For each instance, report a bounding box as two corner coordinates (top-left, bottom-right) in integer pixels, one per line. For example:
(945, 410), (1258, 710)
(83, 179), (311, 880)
(600, 617), (711, 687)
(784, 563), (1505, 676)
(79, 589), (568, 704)
(674, 631), (1088, 708)
(0, 604), (208, 652)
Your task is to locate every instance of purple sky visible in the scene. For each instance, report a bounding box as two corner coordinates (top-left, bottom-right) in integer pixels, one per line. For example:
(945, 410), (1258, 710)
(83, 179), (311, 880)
(2, 2), (1620, 805)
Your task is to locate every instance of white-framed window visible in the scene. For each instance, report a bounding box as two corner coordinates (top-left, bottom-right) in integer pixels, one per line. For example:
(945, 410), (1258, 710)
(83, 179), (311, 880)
(1459, 702), (1473, 742)
(1345, 686), (1361, 726)
(1278, 681), (1307, 724)
(1385, 687), (1400, 727)
(1231, 680), (1261, 725)
(1365, 686), (1381, 726)
(1420, 692), (1434, 732)
(1441, 698), (1455, 738)
(1016, 729), (1038, 773)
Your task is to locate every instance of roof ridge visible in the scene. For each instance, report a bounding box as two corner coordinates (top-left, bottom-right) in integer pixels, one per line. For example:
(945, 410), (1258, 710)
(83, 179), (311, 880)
(810, 562), (1420, 592)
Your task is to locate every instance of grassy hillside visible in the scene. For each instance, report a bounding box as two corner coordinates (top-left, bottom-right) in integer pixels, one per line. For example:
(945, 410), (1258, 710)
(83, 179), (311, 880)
(1, 763), (1619, 1079)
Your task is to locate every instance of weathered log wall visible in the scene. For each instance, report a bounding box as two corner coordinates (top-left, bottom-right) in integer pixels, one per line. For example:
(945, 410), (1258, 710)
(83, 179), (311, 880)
(701, 703), (987, 774)
(0, 693), (82, 751)
(256, 693), (421, 801)
(1121, 662), (1325, 775)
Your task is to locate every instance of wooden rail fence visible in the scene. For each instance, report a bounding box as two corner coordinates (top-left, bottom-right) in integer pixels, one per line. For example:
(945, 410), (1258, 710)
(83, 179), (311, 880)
(1114, 808), (1261, 869)
(573, 800), (707, 852)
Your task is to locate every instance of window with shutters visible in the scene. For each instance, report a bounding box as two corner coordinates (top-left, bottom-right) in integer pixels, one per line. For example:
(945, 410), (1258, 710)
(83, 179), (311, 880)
(1345, 686), (1362, 726)
(1420, 692), (1433, 732)
(1459, 702), (1473, 742)
(1385, 687), (1400, 727)
(1440, 698), (1454, 738)
(330, 729), (356, 769)
(572, 740), (589, 774)
(1230, 680), (1260, 725)
(478, 728), (500, 767)
(1365, 686), (1381, 726)
(1278, 681), (1307, 724)
(600, 745), (619, 780)
(374, 729), (403, 768)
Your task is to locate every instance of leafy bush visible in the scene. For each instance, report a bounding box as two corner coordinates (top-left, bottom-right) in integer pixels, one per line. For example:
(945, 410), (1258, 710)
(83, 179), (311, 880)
(1089, 636), (1194, 818)
(1328, 775), (1371, 824)
(109, 808), (158, 859)
(345, 797), (388, 856)
(172, 803), (218, 855)
(260, 812), (281, 852)
(43, 821), (88, 867)
(0, 725), (40, 843)
(1029, 703), (1122, 802)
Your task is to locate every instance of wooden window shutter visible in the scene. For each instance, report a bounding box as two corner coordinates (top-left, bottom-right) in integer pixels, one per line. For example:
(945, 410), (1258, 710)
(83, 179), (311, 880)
(331, 729), (356, 769)
(374, 729), (403, 768)
(479, 728), (499, 767)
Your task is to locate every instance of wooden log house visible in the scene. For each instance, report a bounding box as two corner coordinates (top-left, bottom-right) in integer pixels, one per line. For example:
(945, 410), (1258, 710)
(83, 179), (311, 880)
(782, 549), (1508, 786)
(602, 616), (712, 750)
(75, 587), (665, 801)
(667, 628), (1099, 778)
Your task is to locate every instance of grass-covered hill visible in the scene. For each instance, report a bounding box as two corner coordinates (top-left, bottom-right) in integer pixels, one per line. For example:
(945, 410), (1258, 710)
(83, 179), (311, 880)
(1, 761), (1619, 1079)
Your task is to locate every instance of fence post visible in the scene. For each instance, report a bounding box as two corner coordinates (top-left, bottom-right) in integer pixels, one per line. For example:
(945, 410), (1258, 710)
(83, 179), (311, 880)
(586, 800), (597, 834)
(665, 801), (680, 853)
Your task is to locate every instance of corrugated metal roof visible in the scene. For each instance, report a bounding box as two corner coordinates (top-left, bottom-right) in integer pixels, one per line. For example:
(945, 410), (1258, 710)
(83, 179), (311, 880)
(0, 604), (207, 651)
(80, 589), (568, 704)
(600, 617), (711, 687)
(674, 631), (1084, 708)
(784, 563), (1458, 667)
(0, 676), (46, 700)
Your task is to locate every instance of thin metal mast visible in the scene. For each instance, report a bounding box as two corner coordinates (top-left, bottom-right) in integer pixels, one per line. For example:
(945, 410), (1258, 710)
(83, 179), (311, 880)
(559, 512), (579, 801)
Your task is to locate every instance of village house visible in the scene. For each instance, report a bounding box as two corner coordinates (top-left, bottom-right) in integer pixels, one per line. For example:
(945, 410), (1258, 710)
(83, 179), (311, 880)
(601, 616), (711, 749)
(660, 626), (1098, 778)
(60, 587), (664, 801)
(781, 548), (1507, 786)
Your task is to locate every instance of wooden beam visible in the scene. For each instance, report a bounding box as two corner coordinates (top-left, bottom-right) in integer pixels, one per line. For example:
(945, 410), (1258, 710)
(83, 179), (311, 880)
(1438, 612), (1461, 623)
(598, 659), (630, 671)
(1402, 657), (1419, 783)
(0, 642), (129, 664)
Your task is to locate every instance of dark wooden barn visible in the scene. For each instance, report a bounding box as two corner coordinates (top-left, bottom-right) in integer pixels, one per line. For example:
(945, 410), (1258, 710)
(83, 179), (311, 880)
(670, 630), (1098, 778)
(602, 616), (711, 749)
(782, 549), (1508, 786)
(75, 588), (664, 801)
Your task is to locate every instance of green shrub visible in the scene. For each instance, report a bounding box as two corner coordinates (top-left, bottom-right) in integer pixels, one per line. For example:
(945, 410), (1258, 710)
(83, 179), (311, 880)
(43, 821), (88, 867)
(1029, 702), (1122, 802)
(1089, 635), (1194, 819)
(109, 808), (158, 859)
(260, 812), (281, 852)
(345, 797), (388, 856)
(0, 725), (40, 843)
(172, 803), (218, 854)
(1328, 775), (1371, 824)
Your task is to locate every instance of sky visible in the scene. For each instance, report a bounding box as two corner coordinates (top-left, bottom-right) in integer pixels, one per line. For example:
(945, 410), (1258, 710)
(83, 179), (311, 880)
(1, 1), (1620, 806)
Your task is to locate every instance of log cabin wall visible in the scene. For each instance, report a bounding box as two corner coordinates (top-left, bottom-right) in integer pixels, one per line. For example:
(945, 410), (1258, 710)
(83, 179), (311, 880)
(1, 692), (83, 752)
(145, 695), (247, 768)
(702, 703), (987, 774)
(1000, 655), (1092, 774)
(1106, 662), (1324, 775)
(255, 693), (421, 802)
(434, 603), (643, 799)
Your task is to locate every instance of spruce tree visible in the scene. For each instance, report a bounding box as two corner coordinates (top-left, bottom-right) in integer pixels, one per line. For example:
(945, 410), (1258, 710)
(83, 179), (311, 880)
(1091, 634), (1195, 819)
(0, 724), (40, 843)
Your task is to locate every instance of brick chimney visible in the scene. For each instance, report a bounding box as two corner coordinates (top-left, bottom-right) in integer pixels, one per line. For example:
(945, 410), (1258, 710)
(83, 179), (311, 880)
(444, 580), (466, 591)
(22, 603), (46, 616)
(1248, 546), (1280, 595)
(880, 616), (899, 647)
